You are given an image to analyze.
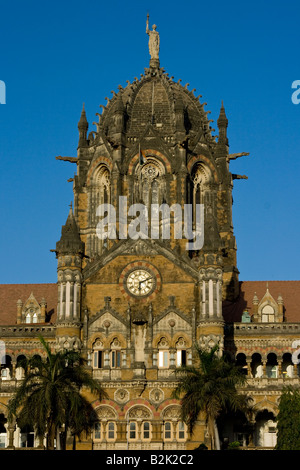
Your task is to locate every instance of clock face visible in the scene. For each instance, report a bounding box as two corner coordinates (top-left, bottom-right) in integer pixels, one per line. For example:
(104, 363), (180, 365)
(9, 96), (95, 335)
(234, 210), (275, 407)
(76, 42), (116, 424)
(126, 269), (155, 297)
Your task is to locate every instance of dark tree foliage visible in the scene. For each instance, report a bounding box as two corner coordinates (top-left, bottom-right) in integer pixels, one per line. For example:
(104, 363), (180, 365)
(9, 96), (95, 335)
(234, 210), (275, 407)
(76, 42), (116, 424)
(276, 387), (300, 450)
(172, 344), (251, 449)
(8, 336), (107, 450)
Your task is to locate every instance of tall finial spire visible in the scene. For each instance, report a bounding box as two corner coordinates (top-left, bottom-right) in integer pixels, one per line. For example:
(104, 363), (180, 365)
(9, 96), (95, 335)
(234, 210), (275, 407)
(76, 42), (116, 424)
(78, 103), (88, 148)
(146, 13), (160, 69)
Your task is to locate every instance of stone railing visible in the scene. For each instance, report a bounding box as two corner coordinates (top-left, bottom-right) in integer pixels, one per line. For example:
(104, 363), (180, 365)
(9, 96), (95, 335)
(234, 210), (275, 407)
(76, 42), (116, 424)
(0, 325), (55, 338)
(232, 322), (300, 335)
(92, 369), (122, 381)
(243, 377), (300, 388)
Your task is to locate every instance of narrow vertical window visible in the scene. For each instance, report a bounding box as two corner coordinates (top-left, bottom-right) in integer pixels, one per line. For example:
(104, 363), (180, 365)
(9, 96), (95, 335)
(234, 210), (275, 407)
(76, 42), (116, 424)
(164, 422), (172, 440)
(178, 421), (186, 440)
(111, 350), (121, 368)
(143, 422), (150, 440)
(108, 422), (115, 440)
(94, 350), (103, 368)
(94, 422), (101, 440)
(176, 350), (187, 366)
(129, 422), (136, 440)
(158, 350), (169, 368)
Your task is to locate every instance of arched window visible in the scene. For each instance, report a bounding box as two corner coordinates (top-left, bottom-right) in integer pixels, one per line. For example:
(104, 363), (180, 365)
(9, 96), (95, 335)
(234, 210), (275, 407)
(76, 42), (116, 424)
(94, 406), (118, 443)
(16, 355), (26, 380)
(176, 337), (188, 366)
(282, 353), (294, 378)
(261, 305), (275, 323)
(1, 356), (12, 380)
(251, 353), (263, 378)
(266, 353), (278, 378)
(236, 353), (248, 375)
(110, 338), (122, 369)
(157, 337), (170, 369)
(95, 166), (111, 206)
(134, 159), (166, 209)
(89, 165), (111, 256)
(92, 339), (104, 369)
(190, 163), (210, 228)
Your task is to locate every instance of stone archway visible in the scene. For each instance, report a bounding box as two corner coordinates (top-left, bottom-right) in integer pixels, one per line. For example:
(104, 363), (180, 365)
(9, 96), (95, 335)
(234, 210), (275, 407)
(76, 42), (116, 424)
(254, 409), (277, 448)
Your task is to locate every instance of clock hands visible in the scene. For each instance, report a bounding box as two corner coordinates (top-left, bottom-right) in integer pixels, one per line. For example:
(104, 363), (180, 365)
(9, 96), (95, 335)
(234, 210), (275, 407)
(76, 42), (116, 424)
(138, 276), (152, 291)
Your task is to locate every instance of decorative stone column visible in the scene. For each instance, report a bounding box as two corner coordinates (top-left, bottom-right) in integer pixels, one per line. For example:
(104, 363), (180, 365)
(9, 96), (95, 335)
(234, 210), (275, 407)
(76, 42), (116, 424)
(5, 419), (16, 449)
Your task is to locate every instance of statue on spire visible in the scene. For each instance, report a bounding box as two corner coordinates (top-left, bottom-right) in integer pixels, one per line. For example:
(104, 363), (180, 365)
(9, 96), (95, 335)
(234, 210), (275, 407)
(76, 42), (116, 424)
(146, 13), (160, 67)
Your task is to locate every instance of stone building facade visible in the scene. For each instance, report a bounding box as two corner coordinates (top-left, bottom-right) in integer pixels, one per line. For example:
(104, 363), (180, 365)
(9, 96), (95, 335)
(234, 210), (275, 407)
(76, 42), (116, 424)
(0, 23), (299, 450)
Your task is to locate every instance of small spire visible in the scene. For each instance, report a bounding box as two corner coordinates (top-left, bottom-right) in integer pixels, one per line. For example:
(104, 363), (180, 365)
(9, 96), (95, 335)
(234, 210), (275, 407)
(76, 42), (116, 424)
(78, 103), (89, 147)
(217, 101), (228, 127)
(56, 205), (85, 256)
(78, 103), (88, 128)
(217, 100), (228, 145)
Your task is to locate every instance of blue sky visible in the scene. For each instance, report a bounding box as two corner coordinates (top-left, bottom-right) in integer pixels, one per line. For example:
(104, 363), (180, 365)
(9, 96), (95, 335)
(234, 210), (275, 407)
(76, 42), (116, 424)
(0, 0), (299, 284)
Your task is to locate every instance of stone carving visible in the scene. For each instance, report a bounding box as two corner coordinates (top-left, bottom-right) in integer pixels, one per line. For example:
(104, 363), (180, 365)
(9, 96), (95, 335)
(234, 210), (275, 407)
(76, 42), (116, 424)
(146, 14), (160, 61)
(162, 405), (181, 420)
(198, 334), (223, 355)
(56, 335), (81, 352)
(157, 337), (169, 348)
(123, 239), (158, 256)
(111, 337), (121, 348)
(114, 388), (129, 404)
(97, 406), (117, 420)
(128, 406), (152, 419)
(175, 337), (186, 348)
(150, 388), (164, 404)
(93, 338), (104, 349)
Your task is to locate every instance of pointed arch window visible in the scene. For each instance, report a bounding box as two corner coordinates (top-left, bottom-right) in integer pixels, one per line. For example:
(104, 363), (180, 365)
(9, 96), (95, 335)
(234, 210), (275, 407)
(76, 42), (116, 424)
(92, 339), (104, 369)
(135, 159), (166, 209)
(95, 166), (111, 206)
(190, 163), (210, 228)
(157, 337), (170, 369)
(89, 165), (111, 257)
(110, 337), (122, 369)
(175, 337), (188, 367)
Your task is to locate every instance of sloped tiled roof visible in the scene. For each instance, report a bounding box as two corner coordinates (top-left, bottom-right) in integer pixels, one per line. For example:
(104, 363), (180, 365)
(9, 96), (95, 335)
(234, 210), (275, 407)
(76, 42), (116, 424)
(0, 280), (299, 326)
(223, 280), (300, 323)
(0, 283), (57, 325)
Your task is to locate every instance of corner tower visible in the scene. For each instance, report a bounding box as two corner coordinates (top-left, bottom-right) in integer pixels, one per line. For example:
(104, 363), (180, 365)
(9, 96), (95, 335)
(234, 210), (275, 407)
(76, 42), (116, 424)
(54, 205), (85, 351)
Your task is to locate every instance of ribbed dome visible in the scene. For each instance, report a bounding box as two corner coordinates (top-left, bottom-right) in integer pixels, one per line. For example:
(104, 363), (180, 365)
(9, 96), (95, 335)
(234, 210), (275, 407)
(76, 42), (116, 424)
(92, 67), (215, 145)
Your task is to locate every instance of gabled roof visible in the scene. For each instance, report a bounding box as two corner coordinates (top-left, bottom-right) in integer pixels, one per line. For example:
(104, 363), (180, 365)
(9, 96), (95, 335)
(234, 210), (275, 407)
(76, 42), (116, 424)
(0, 283), (57, 325)
(223, 280), (300, 323)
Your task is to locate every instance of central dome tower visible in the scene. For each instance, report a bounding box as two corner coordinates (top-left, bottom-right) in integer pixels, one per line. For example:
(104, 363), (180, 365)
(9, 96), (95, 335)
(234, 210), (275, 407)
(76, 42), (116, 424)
(57, 18), (249, 306)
